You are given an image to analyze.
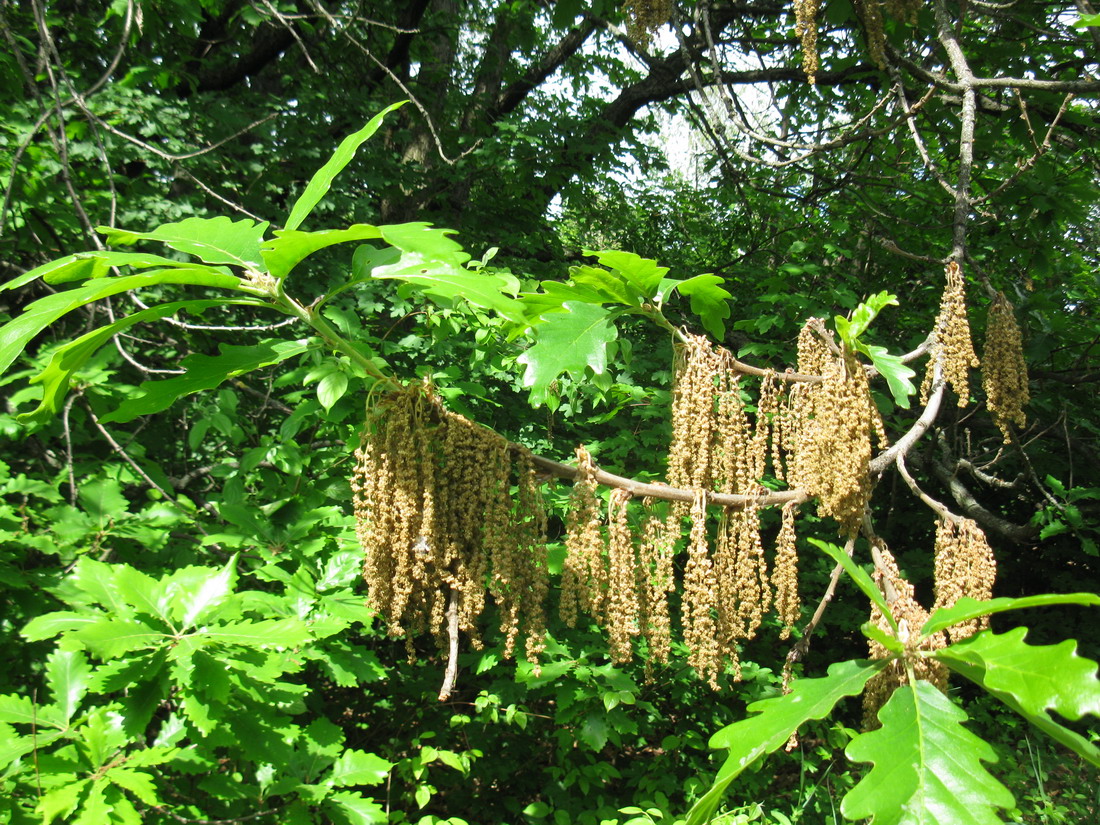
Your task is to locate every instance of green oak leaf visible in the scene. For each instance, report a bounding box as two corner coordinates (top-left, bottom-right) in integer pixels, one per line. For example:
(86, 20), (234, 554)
(21, 299), (243, 423)
(101, 339), (314, 423)
(935, 627), (1100, 766)
(836, 291), (898, 344)
(807, 538), (897, 632)
(569, 264), (645, 306)
(325, 791), (387, 825)
(685, 659), (886, 825)
(518, 280), (613, 319)
(285, 101), (405, 232)
(365, 223), (525, 322)
(45, 649), (91, 725)
(0, 269), (243, 377)
(329, 749), (393, 787)
(585, 249), (669, 297)
(660, 274), (732, 339)
(517, 301), (618, 406)
(0, 253), (106, 292)
(921, 593), (1100, 638)
(72, 619), (167, 658)
(858, 342), (917, 409)
(842, 680), (1015, 824)
(99, 216), (270, 269)
(262, 225), (383, 281)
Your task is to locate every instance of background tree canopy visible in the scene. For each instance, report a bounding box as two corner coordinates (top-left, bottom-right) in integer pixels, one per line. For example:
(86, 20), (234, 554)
(0, 1), (1098, 824)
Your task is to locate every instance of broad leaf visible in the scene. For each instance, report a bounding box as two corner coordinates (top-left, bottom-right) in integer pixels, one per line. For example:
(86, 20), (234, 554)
(38, 779), (89, 825)
(365, 223), (525, 322)
(107, 768), (160, 806)
(317, 371), (349, 411)
(0, 723), (35, 770)
(22, 610), (103, 641)
(78, 478), (129, 527)
(842, 680), (1014, 825)
(935, 627), (1100, 766)
(72, 619), (166, 658)
(685, 659), (886, 825)
(663, 274), (732, 339)
(325, 791), (387, 825)
(23, 299), (252, 423)
(835, 291), (898, 343)
(67, 557), (132, 615)
(0, 253), (106, 292)
(517, 301), (618, 406)
(99, 216), (270, 269)
(101, 338), (314, 423)
(0, 270), (243, 376)
(518, 280), (611, 318)
(569, 265), (645, 306)
(921, 593), (1100, 637)
(202, 618), (309, 648)
(285, 101), (405, 232)
(586, 249), (669, 298)
(46, 649), (91, 724)
(178, 555), (238, 629)
(329, 749), (393, 787)
(859, 342), (917, 409)
(261, 224), (383, 281)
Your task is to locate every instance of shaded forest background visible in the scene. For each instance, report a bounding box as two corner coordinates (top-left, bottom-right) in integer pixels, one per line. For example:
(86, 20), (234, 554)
(1, 1), (1099, 823)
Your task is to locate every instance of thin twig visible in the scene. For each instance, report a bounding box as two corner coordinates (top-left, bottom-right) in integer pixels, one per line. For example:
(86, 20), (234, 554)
(438, 587), (461, 701)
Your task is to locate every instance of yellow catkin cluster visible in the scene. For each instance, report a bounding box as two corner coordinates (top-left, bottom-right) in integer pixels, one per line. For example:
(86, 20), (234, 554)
(607, 489), (640, 663)
(637, 498), (676, 669)
(982, 293), (1029, 442)
(923, 261), (980, 407)
(683, 490), (722, 688)
(932, 517), (996, 643)
(852, 0), (887, 70)
(714, 500), (772, 680)
(772, 502), (801, 639)
(623, 0), (673, 45)
(715, 371), (753, 495)
(793, 0), (822, 82)
(787, 345), (876, 536)
(668, 334), (726, 492)
(560, 446), (607, 628)
(352, 383), (549, 664)
(862, 540), (949, 728)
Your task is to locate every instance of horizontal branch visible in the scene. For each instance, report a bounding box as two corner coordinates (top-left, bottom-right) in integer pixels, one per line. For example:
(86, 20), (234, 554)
(527, 451), (810, 508)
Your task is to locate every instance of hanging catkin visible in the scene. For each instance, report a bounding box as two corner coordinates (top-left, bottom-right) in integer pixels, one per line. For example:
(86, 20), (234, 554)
(352, 383), (549, 665)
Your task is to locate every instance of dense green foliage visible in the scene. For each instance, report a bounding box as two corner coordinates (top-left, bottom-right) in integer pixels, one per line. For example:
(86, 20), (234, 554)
(1, 2), (1099, 824)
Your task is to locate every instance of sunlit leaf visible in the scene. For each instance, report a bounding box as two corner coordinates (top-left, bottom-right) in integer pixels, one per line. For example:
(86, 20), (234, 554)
(858, 343), (917, 409)
(285, 101), (406, 232)
(807, 538), (896, 632)
(46, 649), (91, 724)
(0, 270), (243, 376)
(72, 619), (166, 658)
(585, 249), (669, 298)
(99, 216), (270, 269)
(662, 274), (732, 339)
(177, 555), (239, 629)
(329, 749), (393, 786)
(517, 301), (618, 406)
(20, 300), (233, 423)
(842, 680), (1014, 824)
(921, 593), (1100, 637)
(935, 627), (1100, 766)
(262, 225), (383, 281)
(685, 659), (885, 825)
(201, 618), (309, 647)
